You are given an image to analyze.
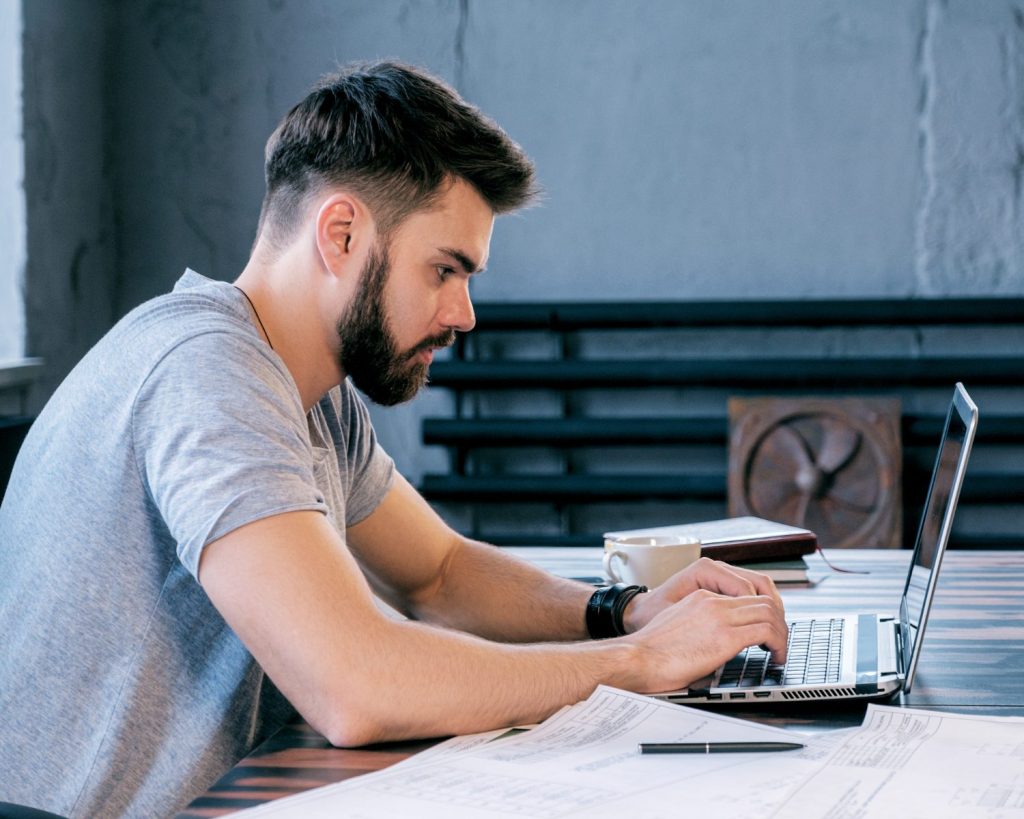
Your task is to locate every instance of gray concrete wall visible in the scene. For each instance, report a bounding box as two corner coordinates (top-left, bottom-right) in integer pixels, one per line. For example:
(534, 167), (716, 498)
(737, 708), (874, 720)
(0, 0), (25, 363)
(479, 1), (1024, 301)
(22, 0), (117, 409)
(107, 0), (1024, 309)
(19, 0), (1024, 472)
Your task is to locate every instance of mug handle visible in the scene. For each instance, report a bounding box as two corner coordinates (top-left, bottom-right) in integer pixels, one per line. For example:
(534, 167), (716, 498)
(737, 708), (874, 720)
(602, 549), (626, 583)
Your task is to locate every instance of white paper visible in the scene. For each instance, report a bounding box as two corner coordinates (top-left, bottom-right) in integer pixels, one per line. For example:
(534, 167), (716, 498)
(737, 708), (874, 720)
(232, 686), (823, 818)
(231, 691), (1024, 818)
(772, 704), (1024, 818)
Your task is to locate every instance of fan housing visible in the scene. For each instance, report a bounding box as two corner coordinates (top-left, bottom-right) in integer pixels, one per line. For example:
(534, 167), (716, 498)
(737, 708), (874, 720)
(728, 396), (902, 549)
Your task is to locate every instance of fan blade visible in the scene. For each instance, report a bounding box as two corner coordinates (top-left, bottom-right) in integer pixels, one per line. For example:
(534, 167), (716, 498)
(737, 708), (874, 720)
(827, 474), (880, 512)
(747, 474), (802, 519)
(815, 418), (861, 475)
(789, 488), (812, 528)
(758, 424), (814, 473)
(807, 496), (871, 548)
(802, 500), (835, 545)
(756, 486), (810, 527)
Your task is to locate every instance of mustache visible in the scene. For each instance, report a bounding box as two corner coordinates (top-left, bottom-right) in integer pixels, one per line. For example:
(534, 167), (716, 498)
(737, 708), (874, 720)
(404, 330), (457, 361)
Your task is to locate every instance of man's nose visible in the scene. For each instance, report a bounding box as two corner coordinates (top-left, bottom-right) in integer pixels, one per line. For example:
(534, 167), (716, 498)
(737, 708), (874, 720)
(442, 281), (476, 333)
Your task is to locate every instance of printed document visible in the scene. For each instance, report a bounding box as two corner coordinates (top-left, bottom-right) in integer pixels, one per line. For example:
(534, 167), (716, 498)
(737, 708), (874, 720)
(233, 686), (831, 818)
(773, 704), (1024, 818)
(233, 690), (1024, 818)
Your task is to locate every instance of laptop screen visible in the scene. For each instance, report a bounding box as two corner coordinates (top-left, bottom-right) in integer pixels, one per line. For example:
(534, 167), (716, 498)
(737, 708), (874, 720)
(898, 383), (978, 692)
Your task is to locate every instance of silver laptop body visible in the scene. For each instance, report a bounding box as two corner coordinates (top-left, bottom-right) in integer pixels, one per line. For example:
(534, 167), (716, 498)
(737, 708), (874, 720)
(663, 383), (978, 706)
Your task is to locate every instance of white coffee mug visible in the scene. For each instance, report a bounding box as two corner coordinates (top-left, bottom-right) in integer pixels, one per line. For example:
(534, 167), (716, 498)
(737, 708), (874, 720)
(602, 535), (702, 587)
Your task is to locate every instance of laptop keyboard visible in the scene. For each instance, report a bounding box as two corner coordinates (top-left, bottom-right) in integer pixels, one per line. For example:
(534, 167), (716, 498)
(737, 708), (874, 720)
(718, 617), (845, 688)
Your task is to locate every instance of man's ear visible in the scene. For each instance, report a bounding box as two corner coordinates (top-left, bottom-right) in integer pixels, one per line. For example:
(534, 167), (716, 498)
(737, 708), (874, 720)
(314, 193), (372, 276)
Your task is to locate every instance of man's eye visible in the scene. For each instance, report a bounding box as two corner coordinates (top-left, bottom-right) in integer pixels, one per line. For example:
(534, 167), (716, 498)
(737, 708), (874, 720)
(436, 265), (456, 281)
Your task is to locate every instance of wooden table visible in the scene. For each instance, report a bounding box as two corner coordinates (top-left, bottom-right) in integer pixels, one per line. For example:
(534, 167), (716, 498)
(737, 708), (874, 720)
(178, 549), (1024, 817)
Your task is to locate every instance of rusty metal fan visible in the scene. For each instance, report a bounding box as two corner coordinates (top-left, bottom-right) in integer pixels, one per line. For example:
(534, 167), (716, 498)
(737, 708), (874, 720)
(728, 397), (902, 549)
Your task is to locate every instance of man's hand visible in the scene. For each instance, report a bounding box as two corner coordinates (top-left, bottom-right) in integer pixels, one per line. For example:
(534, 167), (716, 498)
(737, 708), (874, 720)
(621, 586), (790, 694)
(624, 557), (784, 631)
(617, 558), (789, 692)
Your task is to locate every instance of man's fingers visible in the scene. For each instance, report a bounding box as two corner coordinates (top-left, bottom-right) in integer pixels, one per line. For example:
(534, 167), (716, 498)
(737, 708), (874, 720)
(745, 621), (789, 664)
(729, 566), (784, 608)
(712, 595), (790, 663)
(692, 558), (784, 608)
(693, 558), (757, 596)
(628, 590), (791, 693)
(738, 625), (789, 665)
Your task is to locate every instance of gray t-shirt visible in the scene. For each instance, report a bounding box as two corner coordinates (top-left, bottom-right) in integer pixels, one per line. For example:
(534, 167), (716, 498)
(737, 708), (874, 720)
(0, 270), (395, 817)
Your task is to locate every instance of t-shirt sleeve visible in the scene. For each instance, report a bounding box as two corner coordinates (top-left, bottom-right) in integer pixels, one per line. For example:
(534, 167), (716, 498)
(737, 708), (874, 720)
(331, 382), (395, 527)
(132, 331), (328, 578)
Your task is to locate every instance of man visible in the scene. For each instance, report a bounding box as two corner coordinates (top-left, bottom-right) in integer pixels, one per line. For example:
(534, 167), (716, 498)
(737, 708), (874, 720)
(0, 62), (787, 817)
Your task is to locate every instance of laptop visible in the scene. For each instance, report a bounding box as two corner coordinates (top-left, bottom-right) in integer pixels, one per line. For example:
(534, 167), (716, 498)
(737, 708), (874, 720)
(661, 382), (978, 706)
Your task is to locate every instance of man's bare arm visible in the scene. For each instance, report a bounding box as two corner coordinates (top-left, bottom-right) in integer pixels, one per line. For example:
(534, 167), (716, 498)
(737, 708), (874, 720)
(346, 475), (787, 645)
(199, 506), (787, 748)
(345, 475), (595, 642)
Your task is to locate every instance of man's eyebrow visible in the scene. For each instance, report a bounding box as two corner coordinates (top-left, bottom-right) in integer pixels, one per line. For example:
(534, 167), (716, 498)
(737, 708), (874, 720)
(439, 247), (485, 274)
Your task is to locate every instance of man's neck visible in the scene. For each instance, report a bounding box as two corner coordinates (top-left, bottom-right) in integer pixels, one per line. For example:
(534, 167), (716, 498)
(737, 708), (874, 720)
(234, 249), (345, 413)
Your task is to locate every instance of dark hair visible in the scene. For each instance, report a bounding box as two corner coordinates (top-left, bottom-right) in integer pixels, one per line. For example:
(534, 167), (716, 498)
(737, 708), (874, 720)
(258, 61), (538, 246)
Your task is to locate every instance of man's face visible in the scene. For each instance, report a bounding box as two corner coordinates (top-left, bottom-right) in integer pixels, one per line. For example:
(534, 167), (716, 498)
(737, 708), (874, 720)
(336, 242), (454, 406)
(337, 178), (493, 406)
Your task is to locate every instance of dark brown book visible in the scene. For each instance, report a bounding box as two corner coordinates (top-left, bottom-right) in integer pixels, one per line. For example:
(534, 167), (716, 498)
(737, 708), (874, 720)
(728, 558), (810, 583)
(603, 516), (817, 564)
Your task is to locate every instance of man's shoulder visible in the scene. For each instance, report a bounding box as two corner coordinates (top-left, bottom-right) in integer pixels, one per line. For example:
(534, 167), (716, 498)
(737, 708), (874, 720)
(120, 270), (248, 340)
(104, 271), (277, 375)
(49, 270), (287, 425)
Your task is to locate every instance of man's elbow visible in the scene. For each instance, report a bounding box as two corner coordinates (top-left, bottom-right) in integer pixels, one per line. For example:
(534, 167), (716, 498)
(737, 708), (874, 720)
(318, 706), (401, 749)
(311, 676), (412, 748)
(321, 716), (377, 749)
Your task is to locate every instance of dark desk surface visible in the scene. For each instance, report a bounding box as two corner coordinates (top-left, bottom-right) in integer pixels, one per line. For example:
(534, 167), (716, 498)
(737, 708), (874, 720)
(178, 549), (1024, 817)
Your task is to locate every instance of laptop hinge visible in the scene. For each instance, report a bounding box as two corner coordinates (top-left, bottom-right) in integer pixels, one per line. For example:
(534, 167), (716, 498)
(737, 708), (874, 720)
(895, 617), (909, 678)
(855, 614), (880, 693)
(877, 617), (898, 675)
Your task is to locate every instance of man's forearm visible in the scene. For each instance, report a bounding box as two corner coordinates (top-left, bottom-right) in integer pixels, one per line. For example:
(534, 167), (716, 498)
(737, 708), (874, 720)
(325, 613), (641, 747)
(404, 537), (596, 643)
(204, 512), (641, 750)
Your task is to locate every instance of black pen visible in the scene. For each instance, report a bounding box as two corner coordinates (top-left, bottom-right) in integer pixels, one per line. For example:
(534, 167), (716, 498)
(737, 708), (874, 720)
(638, 741), (804, 754)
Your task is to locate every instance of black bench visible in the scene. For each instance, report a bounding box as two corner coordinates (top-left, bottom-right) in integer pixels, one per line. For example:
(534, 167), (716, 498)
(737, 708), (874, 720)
(418, 298), (1024, 550)
(0, 360), (42, 504)
(0, 417), (32, 504)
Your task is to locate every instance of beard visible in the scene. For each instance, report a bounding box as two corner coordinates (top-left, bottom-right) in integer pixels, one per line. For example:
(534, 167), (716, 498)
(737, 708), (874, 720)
(337, 243), (455, 406)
